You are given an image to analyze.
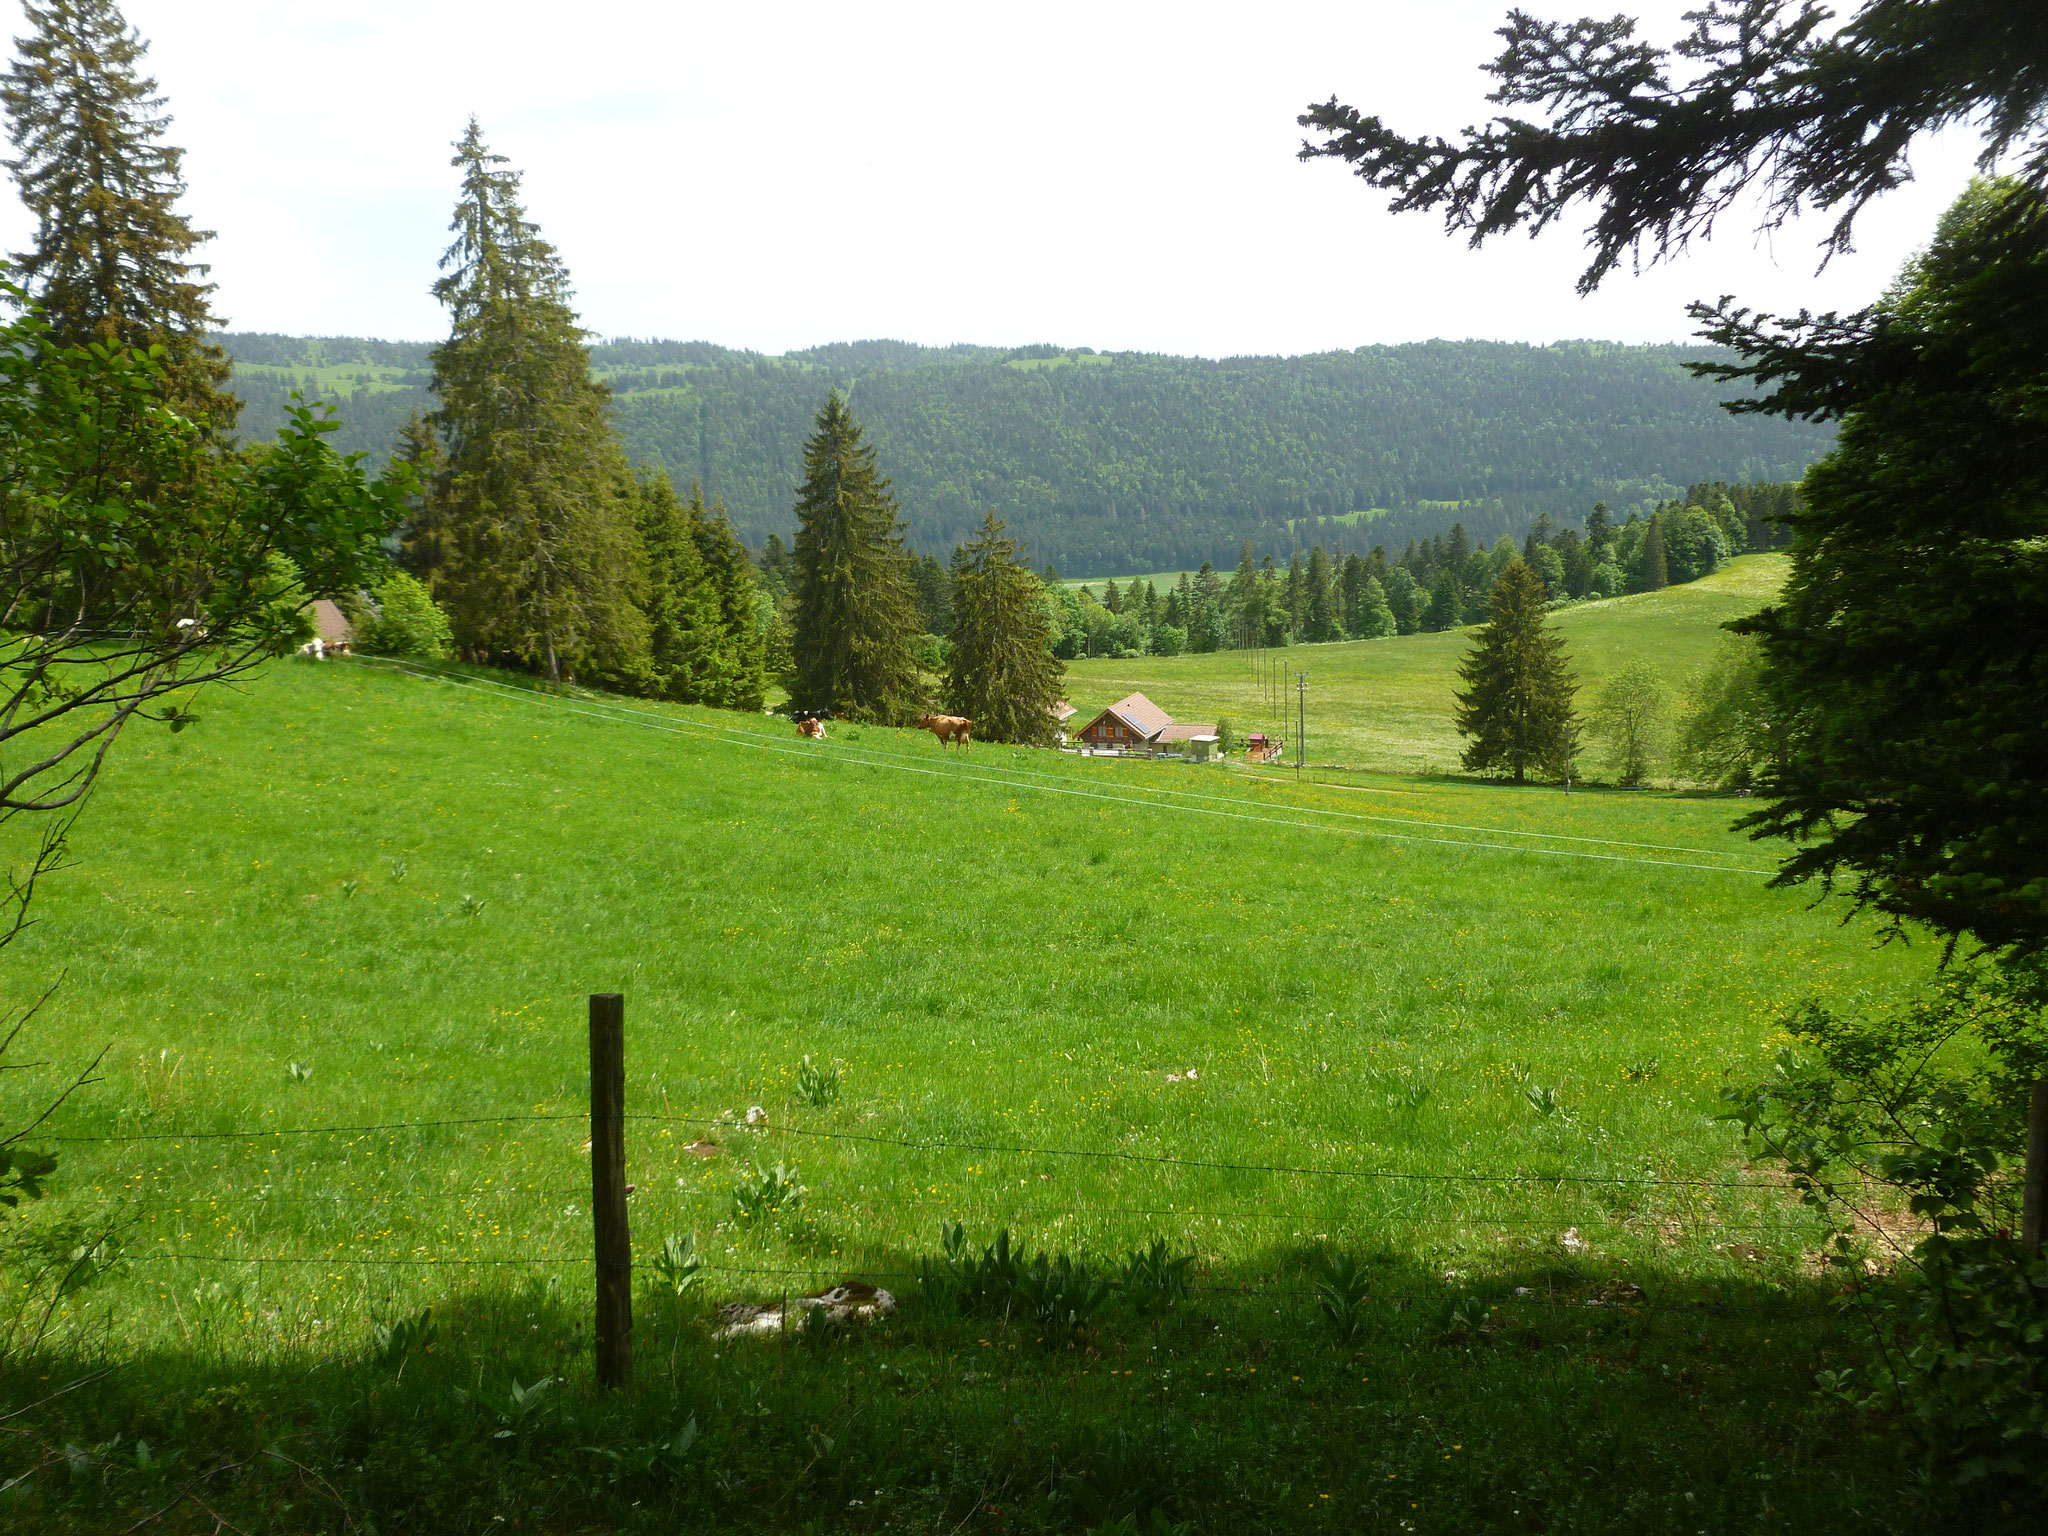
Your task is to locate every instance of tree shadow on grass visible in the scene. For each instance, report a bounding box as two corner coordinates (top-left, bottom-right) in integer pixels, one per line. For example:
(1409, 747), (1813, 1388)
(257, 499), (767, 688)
(0, 1241), (1988, 1536)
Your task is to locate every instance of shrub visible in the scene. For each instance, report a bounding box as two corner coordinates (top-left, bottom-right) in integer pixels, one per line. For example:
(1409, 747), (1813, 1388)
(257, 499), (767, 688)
(1720, 961), (2048, 1504)
(354, 573), (453, 658)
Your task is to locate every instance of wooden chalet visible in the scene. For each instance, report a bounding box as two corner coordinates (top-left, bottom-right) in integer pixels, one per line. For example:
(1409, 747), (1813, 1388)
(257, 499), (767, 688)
(1075, 692), (1217, 756)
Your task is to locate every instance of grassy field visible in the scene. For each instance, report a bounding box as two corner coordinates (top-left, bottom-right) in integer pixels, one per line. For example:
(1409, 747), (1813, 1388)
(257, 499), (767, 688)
(0, 649), (1958, 1533)
(1064, 554), (1787, 775)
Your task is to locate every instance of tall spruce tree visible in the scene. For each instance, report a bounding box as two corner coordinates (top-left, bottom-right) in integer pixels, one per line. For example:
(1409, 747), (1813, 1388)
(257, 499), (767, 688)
(944, 513), (1065, 745)
(686, 485), (767, 712)
(1635, 516), (1670, 592)
(1425, 569), (1461, 631)
(3, 0), (232, 426)
(424, 119), (648, 685)
(391, 410), (450, 590)
(1455, 560), (1578, 784)
(788, 390), (923, 721)
(1304, 545), (1340, 641)
(636, 471), (719, 704)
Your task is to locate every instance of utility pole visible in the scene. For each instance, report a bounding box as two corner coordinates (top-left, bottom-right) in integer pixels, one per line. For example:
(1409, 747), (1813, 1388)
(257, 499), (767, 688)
(1296, 671), (1308, 782)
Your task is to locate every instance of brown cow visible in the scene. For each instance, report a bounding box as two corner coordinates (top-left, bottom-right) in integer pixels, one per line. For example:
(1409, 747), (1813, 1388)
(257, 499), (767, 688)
(796, 717), (826, 740)
(918, 713), (972, 748)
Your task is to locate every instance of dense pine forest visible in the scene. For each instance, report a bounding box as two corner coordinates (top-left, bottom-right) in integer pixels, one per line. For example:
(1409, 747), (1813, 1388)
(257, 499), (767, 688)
(220, 333), (1832, 573)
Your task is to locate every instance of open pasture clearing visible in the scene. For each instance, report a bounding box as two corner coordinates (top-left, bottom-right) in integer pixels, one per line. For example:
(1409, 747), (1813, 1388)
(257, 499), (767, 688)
(0, 655), (1953, 1533)
(1064, 554), (1787, 775)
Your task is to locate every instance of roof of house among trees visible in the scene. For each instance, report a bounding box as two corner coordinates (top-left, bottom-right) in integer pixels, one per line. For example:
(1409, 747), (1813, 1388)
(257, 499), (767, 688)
(312, 599), (353, 644)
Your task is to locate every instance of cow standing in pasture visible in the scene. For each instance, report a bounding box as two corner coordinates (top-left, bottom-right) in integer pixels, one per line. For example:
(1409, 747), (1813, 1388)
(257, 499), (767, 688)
(919, 714), (972, 748)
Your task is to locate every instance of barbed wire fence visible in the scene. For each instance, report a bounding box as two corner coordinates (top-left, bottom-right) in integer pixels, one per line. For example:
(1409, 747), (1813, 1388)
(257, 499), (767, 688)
(21, 993), (1872, 1386)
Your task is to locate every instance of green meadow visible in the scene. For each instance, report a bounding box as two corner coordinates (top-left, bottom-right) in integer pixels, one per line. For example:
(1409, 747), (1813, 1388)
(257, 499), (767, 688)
(0, 643), (1961, 1533)
(1064, 553), (1786, 775)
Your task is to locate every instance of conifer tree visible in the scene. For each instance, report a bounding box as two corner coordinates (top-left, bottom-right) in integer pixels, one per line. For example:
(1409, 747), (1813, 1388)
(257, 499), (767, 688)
(756, 532), (794, 602)
(1228, 541), (1257, 617)
(1447, 521), (1471, 568)
(686, 485), (767, 712)
(392, 411), (451, 591)
(944, 513), (1064, 745)
(1425, 569), (1461, 631)
(1586, 502), (1614, 564)
(636, 471), (719, 703)
(424, 120), (648, 685)
(1384, 565), (1422, 635)
(1339, 551), (1366, 631)
(1455, 560), (1578, 784)
(789, 390), (923, 721)
(3, 0), (232, 425)
(1635, 516), (1670, 592)
(1304, 545), (1339, 641)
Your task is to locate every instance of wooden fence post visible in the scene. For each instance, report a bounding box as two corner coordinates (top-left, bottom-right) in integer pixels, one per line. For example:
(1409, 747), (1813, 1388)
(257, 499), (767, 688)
(2024, 1077), (2048, 1254)
(589, 993), (632, 1388)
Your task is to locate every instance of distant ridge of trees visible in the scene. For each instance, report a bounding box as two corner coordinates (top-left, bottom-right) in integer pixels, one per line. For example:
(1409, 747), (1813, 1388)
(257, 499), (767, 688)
(218, 332), (1833, 573)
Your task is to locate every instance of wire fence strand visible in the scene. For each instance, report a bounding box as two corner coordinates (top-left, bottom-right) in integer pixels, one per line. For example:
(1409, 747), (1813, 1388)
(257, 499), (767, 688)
(42, 1108), (1777, 1191)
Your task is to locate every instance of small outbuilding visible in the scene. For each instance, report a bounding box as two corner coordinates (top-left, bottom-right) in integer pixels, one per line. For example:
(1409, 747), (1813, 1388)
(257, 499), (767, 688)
(311, 600), (354, 649)
(1049, 699), (1078, 745)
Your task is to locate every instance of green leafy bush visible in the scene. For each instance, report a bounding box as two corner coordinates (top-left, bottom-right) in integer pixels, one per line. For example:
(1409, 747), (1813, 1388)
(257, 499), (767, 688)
(353, 572), (453, 659)
(1720, 962), (2048, 1502)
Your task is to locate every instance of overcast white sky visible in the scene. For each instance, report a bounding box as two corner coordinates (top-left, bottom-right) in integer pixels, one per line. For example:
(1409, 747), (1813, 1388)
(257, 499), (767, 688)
(0, 1), (1992, 355)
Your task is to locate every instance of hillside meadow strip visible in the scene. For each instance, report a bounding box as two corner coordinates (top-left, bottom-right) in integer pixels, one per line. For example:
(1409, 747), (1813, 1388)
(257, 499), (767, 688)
(0, 654), (1965, 1532)
(1065, 554), (1788, 776)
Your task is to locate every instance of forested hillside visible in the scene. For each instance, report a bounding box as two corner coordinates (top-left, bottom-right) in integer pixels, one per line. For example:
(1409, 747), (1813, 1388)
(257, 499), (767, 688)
(221, 334), (1831, 573)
